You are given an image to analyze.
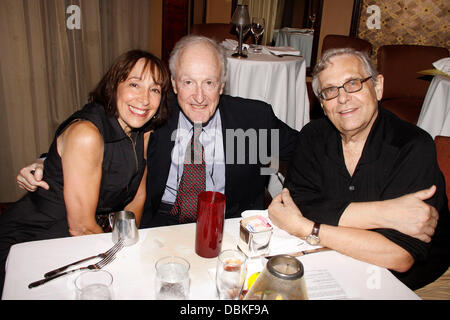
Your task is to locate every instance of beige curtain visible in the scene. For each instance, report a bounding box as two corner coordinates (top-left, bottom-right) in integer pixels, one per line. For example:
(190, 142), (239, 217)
(0, 0), (150, 202)
(239, 0), (279, 45)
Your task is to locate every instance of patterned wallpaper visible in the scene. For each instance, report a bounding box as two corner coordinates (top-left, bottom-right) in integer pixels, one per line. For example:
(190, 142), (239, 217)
(357, 0), (449, 59)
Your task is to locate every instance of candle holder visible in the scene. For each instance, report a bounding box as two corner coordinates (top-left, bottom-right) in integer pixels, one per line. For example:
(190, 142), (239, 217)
(231, 5), (250, 58)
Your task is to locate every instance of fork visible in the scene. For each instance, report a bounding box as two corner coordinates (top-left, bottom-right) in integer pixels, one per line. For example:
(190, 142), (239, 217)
(28, 241), (123, 289)
(44, 239), (124, 278)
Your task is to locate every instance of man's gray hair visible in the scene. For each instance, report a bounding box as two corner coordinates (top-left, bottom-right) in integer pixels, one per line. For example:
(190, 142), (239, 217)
(311, 48), (378, 99)
(169, 35), (227, 83)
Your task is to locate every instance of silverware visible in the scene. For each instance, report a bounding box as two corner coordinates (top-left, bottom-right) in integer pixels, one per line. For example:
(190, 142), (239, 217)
(44, 239), (124, 278)
(28, 241), (124, 289)
(267, 50), (301, 58)
(264, 247), (331, 259)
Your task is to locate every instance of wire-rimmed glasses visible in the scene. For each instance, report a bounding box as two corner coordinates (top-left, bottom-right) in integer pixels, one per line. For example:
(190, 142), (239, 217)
(319, 76), (373, 100)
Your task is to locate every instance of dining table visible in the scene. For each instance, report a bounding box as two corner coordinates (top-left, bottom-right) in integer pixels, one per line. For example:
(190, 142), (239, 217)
(2, 215), (420, 301)
(273, 28), (314, 68)
(224, 49), (310, 132)
(417, 75), (450, 139)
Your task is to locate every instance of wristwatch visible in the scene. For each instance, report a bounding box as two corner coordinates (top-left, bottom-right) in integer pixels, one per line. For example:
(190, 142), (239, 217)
(305, 222), (321, 245)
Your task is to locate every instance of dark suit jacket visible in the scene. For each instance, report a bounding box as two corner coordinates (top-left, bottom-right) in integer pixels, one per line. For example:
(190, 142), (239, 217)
(141, 94), (298, 228)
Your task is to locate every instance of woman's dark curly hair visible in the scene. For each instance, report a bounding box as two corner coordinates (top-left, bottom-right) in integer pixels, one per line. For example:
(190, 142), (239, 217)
(89, 49), (171, 129)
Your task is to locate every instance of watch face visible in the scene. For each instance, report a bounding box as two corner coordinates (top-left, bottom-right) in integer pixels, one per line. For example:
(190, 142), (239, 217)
(306, 235), (320, 245)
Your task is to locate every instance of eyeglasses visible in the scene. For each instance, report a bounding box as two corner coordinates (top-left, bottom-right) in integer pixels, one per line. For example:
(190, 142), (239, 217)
(319, 76), (373, 100)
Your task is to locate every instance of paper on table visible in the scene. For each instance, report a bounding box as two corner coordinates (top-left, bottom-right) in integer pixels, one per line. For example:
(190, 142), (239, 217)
(240, 210), (322, 256)
(262, 46), (301, 56)
(304, 269), (348, 300)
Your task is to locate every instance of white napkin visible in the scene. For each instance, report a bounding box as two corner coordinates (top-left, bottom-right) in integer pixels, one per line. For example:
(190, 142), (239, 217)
(432, 57), (450, 75)
(282, 27), (313, 34)
(262, 46), (301, 56)
(240, 210), (321, 256)
(221, 39), (249, 51)
(281, 27), (301, 32)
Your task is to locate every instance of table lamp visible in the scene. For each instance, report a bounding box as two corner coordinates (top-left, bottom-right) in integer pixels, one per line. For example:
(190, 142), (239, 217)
(231, 4), (250, 58)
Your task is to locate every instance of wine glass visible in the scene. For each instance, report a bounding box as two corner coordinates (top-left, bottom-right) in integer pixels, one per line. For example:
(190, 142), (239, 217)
(250, 17), (265, 53)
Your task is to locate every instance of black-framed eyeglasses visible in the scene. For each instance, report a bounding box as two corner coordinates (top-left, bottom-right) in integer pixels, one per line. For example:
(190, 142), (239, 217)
(319, 76), (373, 100)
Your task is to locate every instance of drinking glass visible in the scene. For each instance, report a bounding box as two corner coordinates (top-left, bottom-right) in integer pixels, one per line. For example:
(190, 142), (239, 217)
(155, 256), (190, 300)
(216, 249), (247, 300)
(250, 17), (265, 53)
(75, 270), (113, 300)
(195, 191), (226, 258)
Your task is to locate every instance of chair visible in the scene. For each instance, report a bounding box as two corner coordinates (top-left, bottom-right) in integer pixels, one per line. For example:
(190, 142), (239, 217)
(377, 45), (449, 124)
(321, 34), (372, 56)
(434, 136), (450, 208)
(414, 136), (450, 300)
(190, 23), (252, 44)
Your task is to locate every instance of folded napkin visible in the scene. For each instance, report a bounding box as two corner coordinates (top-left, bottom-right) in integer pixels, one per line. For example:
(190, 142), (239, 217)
(285, 28), (314, 34)
(220, 39), (249, 51)
(281, 27), (302, 32)
(262, 46), (301, 56)
(432, 57), (450, 75)
(240, 210), (321, 256)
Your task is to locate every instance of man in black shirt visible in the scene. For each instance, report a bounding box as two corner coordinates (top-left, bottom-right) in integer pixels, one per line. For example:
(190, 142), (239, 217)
(269, 48), (450, 290)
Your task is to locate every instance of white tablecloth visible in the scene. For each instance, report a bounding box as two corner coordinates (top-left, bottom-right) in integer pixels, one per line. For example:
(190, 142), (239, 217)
(274, 29), (314, 67)
(224, 51), (310, 131)
(417, 75), (450, 139)
(3, 218), (419, 300)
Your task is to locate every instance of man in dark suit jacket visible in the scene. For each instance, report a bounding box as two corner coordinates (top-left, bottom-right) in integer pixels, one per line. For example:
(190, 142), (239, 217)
(143, 93), (297, 227)
(141, 35), (298, 227)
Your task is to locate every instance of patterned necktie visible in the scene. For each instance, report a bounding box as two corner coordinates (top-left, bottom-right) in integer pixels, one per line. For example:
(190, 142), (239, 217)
(170, 127), (206, 223)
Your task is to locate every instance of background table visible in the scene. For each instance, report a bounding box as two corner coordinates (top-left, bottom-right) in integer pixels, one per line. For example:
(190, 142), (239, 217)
(417, 75), (450, 138)
(224, 51), (310, 131)
(3, 218), (419, 300)
(273, 29), (314, 67)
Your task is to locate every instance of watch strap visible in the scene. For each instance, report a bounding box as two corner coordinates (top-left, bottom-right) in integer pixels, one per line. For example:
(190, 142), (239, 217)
(311, 222), (321, 237)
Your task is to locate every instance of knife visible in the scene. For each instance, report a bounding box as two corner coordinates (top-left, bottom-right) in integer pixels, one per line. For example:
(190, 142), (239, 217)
(264, 247), (331, 259)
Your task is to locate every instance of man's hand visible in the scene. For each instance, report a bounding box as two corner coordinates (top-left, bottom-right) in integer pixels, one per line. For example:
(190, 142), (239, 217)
(268, 188), (313, 238)
(16, 159), (50, 192)
(382, 185), (439, 243)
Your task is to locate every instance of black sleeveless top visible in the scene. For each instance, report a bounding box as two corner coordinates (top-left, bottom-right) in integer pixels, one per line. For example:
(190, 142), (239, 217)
(30, 102), (147, 220)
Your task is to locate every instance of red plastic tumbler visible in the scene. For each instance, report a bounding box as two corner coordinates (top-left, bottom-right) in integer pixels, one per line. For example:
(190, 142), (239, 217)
(195, 191), (226, 258)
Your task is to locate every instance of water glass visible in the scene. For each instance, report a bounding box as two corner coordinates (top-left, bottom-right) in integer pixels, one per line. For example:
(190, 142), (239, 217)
(155, 256), (190, 300)
(75, 270), (113, 300)
(250, 17), (265, 53)
(216, 249), (247, 300)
